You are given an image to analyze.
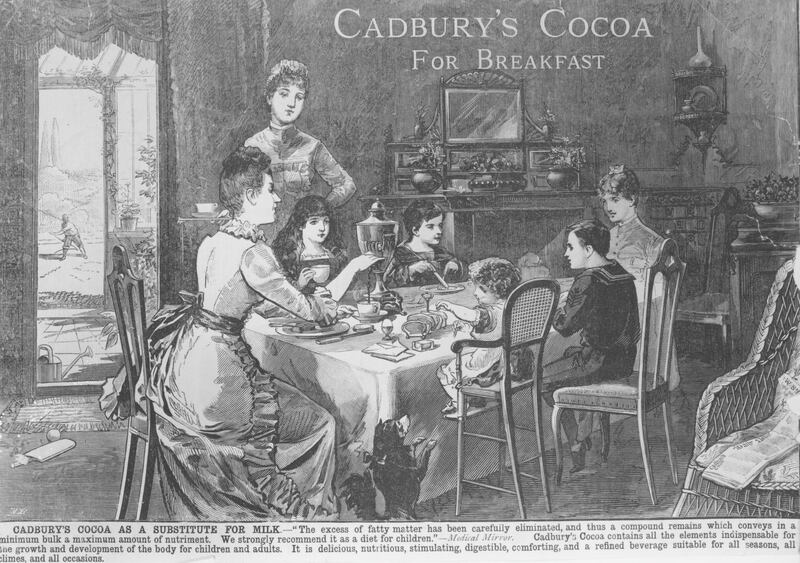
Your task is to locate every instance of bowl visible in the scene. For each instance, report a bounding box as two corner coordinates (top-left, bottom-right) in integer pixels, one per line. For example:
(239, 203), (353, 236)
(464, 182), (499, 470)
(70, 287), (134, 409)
(195, 202), (219, 214)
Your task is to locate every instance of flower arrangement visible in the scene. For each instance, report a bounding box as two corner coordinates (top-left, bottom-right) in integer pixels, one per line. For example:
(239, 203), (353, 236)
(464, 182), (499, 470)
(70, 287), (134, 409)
(547, 137), (586, 171)
(410, 141), (446, 170)
(743, 173), (799, 203)
(457, 152), (521, 173)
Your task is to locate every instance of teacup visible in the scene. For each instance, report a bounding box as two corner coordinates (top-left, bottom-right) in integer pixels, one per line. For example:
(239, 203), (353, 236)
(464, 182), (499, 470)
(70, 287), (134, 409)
(195, 202), (219, 214)
(357, 300), (381, 317)
(307, 264), (331, 284)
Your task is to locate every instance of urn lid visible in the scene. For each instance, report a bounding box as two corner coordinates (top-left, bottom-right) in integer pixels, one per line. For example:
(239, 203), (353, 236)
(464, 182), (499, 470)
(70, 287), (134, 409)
(357, 199), (396, 228)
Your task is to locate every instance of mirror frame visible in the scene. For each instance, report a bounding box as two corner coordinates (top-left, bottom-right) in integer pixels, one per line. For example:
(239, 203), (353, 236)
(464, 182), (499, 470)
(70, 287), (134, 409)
(441, 70), (525, 144)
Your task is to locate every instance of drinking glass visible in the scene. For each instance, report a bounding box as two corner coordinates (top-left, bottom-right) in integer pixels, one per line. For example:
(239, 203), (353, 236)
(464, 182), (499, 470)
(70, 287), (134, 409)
(380, 318), (394, 341)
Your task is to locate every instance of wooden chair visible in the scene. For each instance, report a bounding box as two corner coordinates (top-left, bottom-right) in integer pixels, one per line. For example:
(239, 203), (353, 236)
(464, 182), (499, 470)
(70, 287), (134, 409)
(551, 239), (686, 504)
(675, 188), (739, 368)
(107, 245), (157, 520)
(673, 258), (800, 518)
(449, 279), (559, 519)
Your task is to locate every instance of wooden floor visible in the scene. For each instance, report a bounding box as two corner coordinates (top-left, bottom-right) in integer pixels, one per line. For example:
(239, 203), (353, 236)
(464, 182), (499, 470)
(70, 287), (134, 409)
(0, 358), (719, 522)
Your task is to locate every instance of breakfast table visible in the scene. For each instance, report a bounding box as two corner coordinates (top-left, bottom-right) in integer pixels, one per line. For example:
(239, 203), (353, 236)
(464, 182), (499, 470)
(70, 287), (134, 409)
(242, 277), (679, 503)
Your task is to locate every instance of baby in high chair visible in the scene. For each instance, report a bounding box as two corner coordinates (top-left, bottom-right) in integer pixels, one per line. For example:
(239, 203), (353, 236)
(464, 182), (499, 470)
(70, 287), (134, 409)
(435, 257), (521, 415)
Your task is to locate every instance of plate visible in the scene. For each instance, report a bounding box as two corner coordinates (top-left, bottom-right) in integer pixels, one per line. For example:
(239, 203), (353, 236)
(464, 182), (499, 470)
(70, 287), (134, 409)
(276, 321), (350, 339)
(356, 309), (389, 322)
(191, 212), (222, 218)
(420, 284), (465, 295)
(688, 85), (718, 112)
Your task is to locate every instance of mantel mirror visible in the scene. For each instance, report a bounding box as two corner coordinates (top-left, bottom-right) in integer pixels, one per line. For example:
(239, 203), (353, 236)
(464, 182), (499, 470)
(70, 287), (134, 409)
(441, 70), (524, 144)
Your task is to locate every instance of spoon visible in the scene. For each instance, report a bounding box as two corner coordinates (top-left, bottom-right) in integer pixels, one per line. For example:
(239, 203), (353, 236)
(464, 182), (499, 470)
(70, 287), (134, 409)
(432, 270), (450, 290)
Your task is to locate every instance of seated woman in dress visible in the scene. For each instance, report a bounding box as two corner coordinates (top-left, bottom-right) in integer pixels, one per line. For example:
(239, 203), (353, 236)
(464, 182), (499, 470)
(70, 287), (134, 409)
(145, 146), (377, 520)
(544, 219), (640, 473)
(383, 199), (466, 287)
(272, 195), (349, 295)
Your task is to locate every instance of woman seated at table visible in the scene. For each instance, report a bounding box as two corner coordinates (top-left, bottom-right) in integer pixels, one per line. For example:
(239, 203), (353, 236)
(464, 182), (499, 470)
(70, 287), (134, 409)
(272, 195), (350, 294)
(383, 199), (466, 288)
(142, 146), (377, 520)
(545, 219), (640, 473)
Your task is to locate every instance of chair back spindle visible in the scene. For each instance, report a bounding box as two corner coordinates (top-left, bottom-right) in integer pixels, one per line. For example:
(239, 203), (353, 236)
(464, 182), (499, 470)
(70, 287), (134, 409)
(107, 245), (156, 520)
(638, 239), (685, 400)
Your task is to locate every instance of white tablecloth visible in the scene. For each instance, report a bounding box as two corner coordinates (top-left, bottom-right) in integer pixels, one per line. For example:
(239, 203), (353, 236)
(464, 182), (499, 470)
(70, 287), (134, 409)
(242, 279), (679, 503)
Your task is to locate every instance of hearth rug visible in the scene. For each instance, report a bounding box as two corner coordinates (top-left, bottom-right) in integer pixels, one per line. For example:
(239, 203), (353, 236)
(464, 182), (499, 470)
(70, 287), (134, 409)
(0, 395), (126, 433)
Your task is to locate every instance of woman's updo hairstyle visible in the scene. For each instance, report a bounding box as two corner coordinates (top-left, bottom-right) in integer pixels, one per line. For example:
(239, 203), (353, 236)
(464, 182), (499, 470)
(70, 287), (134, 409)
(219, 146), (271, 216)
(265, 60), (310, 101)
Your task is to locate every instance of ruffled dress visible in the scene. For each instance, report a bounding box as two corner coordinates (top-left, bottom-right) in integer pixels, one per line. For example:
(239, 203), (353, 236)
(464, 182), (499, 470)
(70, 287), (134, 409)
(111, 218), (340, 520)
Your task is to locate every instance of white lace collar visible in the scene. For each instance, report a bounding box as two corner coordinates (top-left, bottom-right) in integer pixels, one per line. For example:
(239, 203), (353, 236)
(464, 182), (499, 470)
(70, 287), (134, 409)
(219, 217), (267, 243)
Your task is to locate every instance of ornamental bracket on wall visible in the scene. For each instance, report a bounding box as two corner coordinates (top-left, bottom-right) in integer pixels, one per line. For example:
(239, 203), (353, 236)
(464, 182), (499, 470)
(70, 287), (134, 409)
(671, 66), (728, 166)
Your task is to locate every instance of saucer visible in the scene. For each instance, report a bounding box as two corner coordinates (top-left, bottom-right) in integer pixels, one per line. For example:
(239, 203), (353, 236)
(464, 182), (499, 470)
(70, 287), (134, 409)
(191, 212), (222, 218)
(356, 309), (389, 322)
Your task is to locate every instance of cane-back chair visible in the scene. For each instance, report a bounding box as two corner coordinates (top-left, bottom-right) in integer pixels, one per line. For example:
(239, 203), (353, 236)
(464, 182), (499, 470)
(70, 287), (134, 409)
(107, 245), (157, 520)
(448, 278), (560, 519)
(673, 258), (800, 518)
(551, 238), (685, 504)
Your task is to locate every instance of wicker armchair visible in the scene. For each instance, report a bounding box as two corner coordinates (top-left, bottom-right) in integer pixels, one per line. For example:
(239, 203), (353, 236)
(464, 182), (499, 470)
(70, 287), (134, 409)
(673, 258), (800, 518)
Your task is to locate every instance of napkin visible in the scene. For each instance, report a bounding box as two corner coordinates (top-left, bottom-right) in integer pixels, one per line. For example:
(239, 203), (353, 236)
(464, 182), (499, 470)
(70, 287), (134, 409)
(362, 341), (414, 362)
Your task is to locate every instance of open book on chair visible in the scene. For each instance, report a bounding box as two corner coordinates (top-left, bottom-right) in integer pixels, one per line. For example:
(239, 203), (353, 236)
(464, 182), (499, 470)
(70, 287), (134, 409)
(700, 413), (799, 490)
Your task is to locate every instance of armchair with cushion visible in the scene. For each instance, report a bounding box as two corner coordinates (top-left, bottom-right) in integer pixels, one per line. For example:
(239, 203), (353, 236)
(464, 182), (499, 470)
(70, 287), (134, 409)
(673, 258), (800, 517)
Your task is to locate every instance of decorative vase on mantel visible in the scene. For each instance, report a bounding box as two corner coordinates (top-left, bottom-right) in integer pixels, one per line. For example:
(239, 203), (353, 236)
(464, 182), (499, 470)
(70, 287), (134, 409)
(545, 167), (579, 191)
(688, 26), (712, 68)
(410, 169), (442, 194)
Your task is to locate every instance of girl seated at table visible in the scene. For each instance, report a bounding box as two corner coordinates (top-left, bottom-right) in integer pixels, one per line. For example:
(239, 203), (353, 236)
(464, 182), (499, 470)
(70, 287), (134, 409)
(434, 257), (522, 415)
(383, 199), (466, 288)
(545, 219), (640, 473)
(272, 195), (349, 294)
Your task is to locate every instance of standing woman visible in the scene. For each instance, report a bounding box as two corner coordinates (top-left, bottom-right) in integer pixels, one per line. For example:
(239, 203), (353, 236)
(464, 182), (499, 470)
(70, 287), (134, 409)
(245, 60), (356, 238)
(145, 146), (374, 520)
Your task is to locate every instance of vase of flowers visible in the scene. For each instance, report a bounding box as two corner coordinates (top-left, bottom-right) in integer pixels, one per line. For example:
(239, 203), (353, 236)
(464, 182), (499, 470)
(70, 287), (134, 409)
(743, 173), (799, 221)
(410, 141), (446, 194)
(545, 137), (586, 191)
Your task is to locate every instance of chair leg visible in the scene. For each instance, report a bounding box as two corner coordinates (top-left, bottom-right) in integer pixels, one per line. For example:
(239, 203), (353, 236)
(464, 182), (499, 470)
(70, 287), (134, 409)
(455, 391), (466, 517)
(531, 387), (551, 513)
(116, 432), (139, 520)
(721, 322), (730, 370)
(136, 423), (158, 520)
(500, 389), (525, 519)
(637, 411), (657, 505)
(671, 466), (697, 517)
(551, 405), (564, 486)
(497, 402), (505, 489)
(599, 413), (611, 462)
(662, 397), (678, 486)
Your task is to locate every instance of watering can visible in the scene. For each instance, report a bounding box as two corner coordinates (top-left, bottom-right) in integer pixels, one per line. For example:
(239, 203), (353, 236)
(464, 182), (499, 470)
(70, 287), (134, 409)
(37, 345), (62, 383)
(36, 345), (93, 382)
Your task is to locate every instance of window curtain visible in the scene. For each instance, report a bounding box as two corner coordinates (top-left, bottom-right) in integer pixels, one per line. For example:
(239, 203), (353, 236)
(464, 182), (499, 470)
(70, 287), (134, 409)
(0, 0), (164, 397)
(0, 0), (162, 60)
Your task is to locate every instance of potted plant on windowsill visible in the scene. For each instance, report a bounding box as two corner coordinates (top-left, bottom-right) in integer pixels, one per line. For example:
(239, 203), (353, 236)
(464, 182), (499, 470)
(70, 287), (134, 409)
(409, 141), (446, 194)
(119, 201), (141, 231)
(546, 137), (586, 191)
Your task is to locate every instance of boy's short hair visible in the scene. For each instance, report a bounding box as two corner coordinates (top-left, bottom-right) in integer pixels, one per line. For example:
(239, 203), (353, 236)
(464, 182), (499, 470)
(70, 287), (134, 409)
(597, 164), (641, 205)
(402, 199), (445, 241)
(468, 258), (521, 299)
(265, 59), (310, 100)
(567, 219), (610, 257)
